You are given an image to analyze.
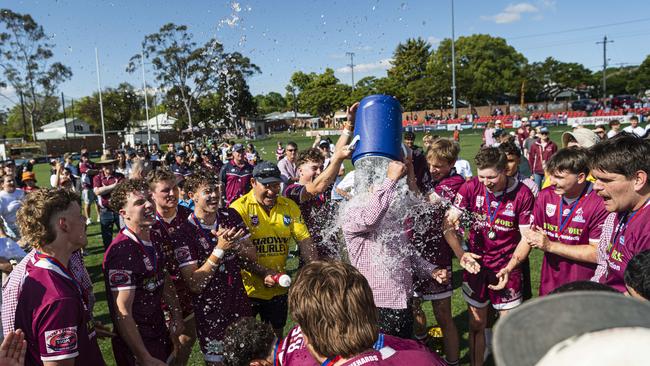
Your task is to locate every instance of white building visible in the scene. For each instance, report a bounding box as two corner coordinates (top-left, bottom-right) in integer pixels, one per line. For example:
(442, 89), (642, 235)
(36, 118), (94, 140)
(134, 113), (177, 131)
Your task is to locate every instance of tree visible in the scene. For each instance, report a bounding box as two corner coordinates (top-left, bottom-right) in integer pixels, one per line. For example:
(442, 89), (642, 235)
(387, 37), (432, 104)
(627, 55), (650, 95)
(255, 92), (287, 115)
(3, 95), (59, 138)
(0, 9), (72, 140)
(526, 57), (592, 101)
(216, 51), (260, 126)
(287, 69), (350, 119)
(75, 83), (144, 131)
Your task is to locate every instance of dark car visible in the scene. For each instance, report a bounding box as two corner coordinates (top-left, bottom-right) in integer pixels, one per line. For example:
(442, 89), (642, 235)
(571, 99), (597, 111)
(611, 95), (641, 109)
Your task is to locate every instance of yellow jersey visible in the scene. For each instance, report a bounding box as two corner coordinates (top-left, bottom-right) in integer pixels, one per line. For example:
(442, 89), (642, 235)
(230, 189), (311, 300)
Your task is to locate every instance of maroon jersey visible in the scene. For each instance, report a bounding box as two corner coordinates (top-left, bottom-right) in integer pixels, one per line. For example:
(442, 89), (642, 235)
(16, 255), (105, 365)
(454, 177), (534, 270)
(79, 161), (97, 189)
(601, 200), (650, 292)
(171, 209), (252, 362)
(151, 205), (194, 316)
(283, 183), (335, 258)
(103, 230), (168, 342)
(92, 171), (125, 208)
(533, 185), (608, 295)
(528, 140), (558, 174)
(276, 326), (442, 366)
(220, 161), (253, 206)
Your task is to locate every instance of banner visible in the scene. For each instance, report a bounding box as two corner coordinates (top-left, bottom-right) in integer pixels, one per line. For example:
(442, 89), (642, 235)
(567, 115), (633, 127)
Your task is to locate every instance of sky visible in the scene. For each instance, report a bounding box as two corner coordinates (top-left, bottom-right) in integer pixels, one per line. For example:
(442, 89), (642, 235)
(2, 0), (650, 109)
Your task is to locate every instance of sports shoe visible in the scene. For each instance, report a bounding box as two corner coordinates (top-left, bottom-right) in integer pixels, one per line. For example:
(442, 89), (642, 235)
(86, 218), (92, 225)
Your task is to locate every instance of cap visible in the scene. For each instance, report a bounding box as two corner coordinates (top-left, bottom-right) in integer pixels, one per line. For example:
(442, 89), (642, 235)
(176, 149), (187, 157)
(540, 126), (550, 134)
(318, 139), (330, 147)
(495, 119), (503, 124)
(4, 159), (15, 166)
(521, 117), (529, 122)
(96, 154), (117, 165)
(232, 143), (245, 152)
(21, 171), (35, 182)
(493, 128), (504, 138)
(494, 291), (650, 366)
(63, 153), (72, 160)
(562, 128), (600, 148)
(252, 161), (282, 184)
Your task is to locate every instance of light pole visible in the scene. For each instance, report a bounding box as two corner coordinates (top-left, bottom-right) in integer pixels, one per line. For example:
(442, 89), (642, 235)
(451, 0), (457, 118)
(346, 52), (356, 90)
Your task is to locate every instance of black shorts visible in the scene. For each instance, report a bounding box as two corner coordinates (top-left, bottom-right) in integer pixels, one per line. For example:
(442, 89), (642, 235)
(377, 301), (414, 339)
(250, 294), (288, 330)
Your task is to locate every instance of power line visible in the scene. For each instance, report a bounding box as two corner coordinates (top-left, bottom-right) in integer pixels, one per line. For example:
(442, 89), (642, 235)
(506, 17), (650, 40)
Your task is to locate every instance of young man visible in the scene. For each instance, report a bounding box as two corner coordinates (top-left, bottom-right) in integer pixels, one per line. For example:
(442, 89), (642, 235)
(411, 138), (465, 365)
(147, 168), (197, 366)
(14, 189), (105, 365)
(103, 180), (183, 366)
(230, 161), (315, 337)
(445, 147), (535, 366)
(499, 141), (538, 198)
(220, 143), (254, 207)
(172, 171), (255, 365)
(623, 115), (644, 137)
(590, 134), (650, 293)
(625, 250), (650, 300)
(528, 126), (558, 189)
(607, 119), (621, 139)
(526, 148), (609, 296)
(93, 154), (125, 248)
(171, 150), (192, 178)
(79, 152), (100, 224)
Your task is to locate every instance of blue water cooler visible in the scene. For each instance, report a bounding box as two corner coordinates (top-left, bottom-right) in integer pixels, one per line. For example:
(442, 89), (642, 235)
(351, 94), (404, 165)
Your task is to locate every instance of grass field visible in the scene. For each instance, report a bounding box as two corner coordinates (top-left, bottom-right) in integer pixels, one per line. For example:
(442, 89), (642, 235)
(29, 126), (568, 365)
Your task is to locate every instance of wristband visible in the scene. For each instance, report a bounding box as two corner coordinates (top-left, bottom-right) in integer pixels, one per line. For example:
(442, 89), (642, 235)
(212, 247), (225, 259)
(206, 258), (218, 267)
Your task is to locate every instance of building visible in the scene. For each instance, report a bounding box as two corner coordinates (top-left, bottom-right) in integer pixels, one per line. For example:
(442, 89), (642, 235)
(36, 118), (94, 140)
(133, 113), (177, 131)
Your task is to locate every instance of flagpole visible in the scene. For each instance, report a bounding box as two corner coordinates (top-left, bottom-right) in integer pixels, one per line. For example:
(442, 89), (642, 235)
(95, 47), (107, 151)
(141, 50), (151, 145)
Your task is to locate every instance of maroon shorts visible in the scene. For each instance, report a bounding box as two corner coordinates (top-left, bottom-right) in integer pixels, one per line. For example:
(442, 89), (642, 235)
(414, 265), (453, 300)
(461, 267), (523, 310)
(112, 334), (171, 366)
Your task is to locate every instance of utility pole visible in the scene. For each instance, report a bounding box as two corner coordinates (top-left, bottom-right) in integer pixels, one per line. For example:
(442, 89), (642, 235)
(596, 35), (614, 100)
(346, 52), (355, 90)
(61, 92), (68, 140)
(451, 0), (457, 118)
(19, 92), (27, 140)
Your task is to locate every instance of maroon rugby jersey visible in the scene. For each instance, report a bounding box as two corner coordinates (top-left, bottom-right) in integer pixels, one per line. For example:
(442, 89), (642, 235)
(16, 256), (105, 365)
(533, 185), (608, 295)
(454, 177), (534, 270)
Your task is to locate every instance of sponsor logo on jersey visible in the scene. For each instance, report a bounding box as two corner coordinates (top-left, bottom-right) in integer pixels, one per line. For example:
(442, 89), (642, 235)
(546, 203), (557, 217)
(251, 215), (259, 226)
(174, 246), (191, 262)
(108, 269), (132, 286)
(45, 327), (78, 353)
(503, 202), (515, 217)
(283, 215), (292, 226)
(573, 207), (585, 223)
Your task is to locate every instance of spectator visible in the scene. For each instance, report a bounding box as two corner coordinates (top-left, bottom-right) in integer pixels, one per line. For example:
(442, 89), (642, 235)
(624, 250), (650, 300)
(522, 128), (538, 160)
(220, 143), (253, 207)
(171, 150), (192, 178)
(275, 141), (285, 161)
(499, 141), (538, 197)
(245, 143), (260, 166)
(93, 154), (125, 249)
(623, 116), (644, 136)
(607, 119), (621, 138)
(453, 143), (473, 182)
(528, 126), (558, 189)
(561, 128), (600, 149)
(484, 121), (497, 147)
(19, 172), (38, 193)
(0, 177), (24, 240)
(115, 150), (132, 177)
(593, 125), (607, 140)
(79, 152), (100, 225)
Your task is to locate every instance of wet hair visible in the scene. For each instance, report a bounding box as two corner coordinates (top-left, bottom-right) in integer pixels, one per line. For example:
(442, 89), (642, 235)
(546, 147), (590, 176)
(426, 138), (459, 164)
(498, 141), (521, 158)
(403, 131), (415, 141)
(146, 167), (176, 189)
(475, 147), (507, 171)
(16, 188), (80, 248)
(183, 170), (219, 195)
(589, 133), (650, 181)
(222, 317), (275, 366)
(549, 280), (619, 295)
(109, 179), (149, 212)
(625, 250), (650, 300)
(289, 261), (378, 358)
(296, 148), (324, 168)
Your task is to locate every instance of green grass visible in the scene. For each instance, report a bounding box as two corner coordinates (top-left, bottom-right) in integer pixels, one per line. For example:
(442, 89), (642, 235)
(29, 125), (567, 365)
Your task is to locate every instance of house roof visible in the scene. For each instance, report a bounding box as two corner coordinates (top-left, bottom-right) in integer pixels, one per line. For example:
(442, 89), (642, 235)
(40, 118), (87, 130)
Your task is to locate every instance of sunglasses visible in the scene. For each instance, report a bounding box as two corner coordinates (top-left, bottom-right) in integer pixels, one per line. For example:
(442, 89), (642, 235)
(286, 149), (296, 152)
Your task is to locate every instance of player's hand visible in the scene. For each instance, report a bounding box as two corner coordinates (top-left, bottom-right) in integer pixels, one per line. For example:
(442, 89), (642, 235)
(213, 227), (238, 251)
(263, 274), (278, 287)
(526, 226), (552, 252)
(346, 102), (360, 127)
(444, 207), (462, 231)
(489, 268), (510, 291)
(0, 329), (26, 366)
(432, 268), (450, 285)
(94, 321), (116, 338)
(387, 161), (407, 182)
(460, 252), (482, 274)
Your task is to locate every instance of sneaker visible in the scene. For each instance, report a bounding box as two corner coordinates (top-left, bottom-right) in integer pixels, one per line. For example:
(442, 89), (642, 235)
(86, 218), (92, 225)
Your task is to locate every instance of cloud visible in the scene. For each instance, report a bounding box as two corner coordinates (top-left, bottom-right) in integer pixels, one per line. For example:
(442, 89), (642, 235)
(336, 58), (393, 74)
(427, 36), (441, 46)
(481, 2), (539, 24)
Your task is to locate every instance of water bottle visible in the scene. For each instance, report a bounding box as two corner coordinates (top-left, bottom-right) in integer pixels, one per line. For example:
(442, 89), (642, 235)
(271, 273), (292, 288)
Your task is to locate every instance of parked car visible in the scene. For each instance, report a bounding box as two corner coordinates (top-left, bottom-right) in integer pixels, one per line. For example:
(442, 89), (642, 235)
(611, 95), (641, 109)
(571, 99), (597, 111)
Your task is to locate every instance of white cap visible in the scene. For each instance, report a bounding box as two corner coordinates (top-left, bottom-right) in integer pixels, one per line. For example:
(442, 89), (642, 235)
(278, 274), (292, 287)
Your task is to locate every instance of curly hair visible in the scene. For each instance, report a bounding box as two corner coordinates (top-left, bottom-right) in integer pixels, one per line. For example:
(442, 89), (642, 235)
(296, 148), (324, 168)
(109, 179), (150, 212)
(16, 188), (80, 248)
(475, 146), (507, 171)
(222, 317), (275, 366)
(183, 170), (220, 194)
(145, 167), (177, 188)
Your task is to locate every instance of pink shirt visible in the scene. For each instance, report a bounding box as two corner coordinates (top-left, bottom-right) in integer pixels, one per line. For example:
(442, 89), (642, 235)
(342, 179), (437, 309)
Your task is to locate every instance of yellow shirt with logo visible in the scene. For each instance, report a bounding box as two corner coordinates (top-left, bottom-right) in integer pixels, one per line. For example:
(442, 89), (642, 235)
(230, 189), (311, 300)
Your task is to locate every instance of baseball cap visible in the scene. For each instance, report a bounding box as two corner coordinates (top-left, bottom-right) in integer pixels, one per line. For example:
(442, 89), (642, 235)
(21, 171), (36, 182)
(318, 139), (330, 148)
(562, 128), (600, 148)
(539, 126), (550, 134)
(252, 161), (282, 184)
(176, 149), (187, 157)
(521, 117), (529, 122)
(494, 291), (650, 366)
(232, 143), (245, 152)
(492, 128), (504, 138)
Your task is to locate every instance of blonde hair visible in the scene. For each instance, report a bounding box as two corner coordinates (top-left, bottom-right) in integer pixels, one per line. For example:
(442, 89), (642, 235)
(426, 138), (460, 164)
(16, 188), (80, 248)
(288, 261), (378, 358)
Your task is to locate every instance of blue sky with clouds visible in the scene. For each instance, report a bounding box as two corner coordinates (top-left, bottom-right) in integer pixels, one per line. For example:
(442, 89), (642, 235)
(2, 0), (650, 107)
